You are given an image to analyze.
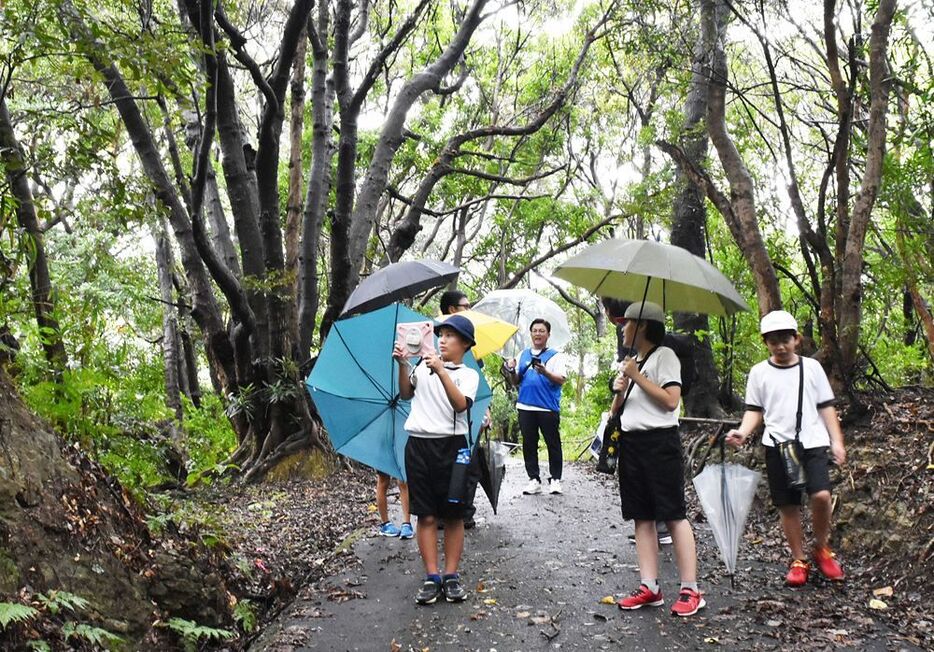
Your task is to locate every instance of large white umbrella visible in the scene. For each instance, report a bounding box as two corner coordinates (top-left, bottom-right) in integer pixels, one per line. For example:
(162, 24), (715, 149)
(553, 239), (749, 316)
(472, 289), (572, 358)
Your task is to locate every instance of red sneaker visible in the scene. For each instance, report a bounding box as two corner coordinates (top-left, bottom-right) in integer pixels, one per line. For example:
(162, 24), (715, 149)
(617, 584), (664, 610)
(785, 559), (810, 587)
(670, 588), (706, 617)
(813, 546), (845, 581)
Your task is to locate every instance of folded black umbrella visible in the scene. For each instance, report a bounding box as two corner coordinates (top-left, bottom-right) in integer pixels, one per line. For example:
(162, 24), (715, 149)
(340, 259), (460, 317)
(476, 428), (508, 515)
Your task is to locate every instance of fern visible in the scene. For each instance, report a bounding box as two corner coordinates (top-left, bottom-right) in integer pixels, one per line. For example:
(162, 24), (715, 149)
(0, 602), (39, 629)
(26, 641), (52, 652)
(167, 617), (235, 644)
(233, 599), (257, 633)
(62, 622), (123, 648)
(35, 590), (91, 616)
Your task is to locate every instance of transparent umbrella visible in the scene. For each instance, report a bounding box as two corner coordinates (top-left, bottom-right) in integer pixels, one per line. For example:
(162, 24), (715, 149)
(692, 438), (761, 584)
(472, 289), (572, 358)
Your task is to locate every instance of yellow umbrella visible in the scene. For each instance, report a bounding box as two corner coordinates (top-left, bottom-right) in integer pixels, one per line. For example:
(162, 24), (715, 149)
(438, 310), (518, 360)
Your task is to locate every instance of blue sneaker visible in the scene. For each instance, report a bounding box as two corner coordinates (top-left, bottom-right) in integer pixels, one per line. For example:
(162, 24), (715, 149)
(399, 522), (414, 539)
(378, 522), (401, 537)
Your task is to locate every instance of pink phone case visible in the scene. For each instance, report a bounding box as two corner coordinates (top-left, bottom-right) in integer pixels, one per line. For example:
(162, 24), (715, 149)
(395, 321), (435, 358)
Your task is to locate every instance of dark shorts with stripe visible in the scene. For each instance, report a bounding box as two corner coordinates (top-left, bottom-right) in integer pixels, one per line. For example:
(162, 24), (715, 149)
(618, 426), (686, 521)
(405, 434), (468, 519)
(764, 444), (832, 506)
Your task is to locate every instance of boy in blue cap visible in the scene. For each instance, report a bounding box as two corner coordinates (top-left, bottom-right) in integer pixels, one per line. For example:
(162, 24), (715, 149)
(393, 314), (480, 605)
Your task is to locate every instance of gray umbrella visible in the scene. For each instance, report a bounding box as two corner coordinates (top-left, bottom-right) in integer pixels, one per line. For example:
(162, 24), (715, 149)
(340, 260), (460, 317)
(553, 238), (749, 316)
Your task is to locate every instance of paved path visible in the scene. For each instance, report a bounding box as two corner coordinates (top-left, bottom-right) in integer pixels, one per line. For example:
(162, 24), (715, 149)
(253, 458), (914, 651)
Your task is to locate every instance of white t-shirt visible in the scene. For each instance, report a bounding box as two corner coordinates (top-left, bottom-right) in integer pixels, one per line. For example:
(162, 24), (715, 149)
(744, 356), (836, 449)
(617, 346), (682, 431)
(516, 347), (567, 412)
(404, 360), (480, 438)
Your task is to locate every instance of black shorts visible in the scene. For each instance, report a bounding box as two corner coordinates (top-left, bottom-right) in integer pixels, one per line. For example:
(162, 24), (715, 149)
(764, 445), (832, 507)
(405, 435), (469, 519)
(618, 426), (686, 521)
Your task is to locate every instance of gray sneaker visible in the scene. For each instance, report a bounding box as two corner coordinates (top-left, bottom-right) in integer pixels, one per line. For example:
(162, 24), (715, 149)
(415, 579), (442, 605)
(442, 575), (467, 602)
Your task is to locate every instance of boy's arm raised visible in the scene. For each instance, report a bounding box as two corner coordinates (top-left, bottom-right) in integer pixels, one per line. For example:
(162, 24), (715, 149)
(819, 406), (846, 465)
(393, 344), (415, 400)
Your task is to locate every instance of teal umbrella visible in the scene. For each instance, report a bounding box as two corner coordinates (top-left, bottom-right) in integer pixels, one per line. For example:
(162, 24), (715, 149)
(306, 303), (492, 480)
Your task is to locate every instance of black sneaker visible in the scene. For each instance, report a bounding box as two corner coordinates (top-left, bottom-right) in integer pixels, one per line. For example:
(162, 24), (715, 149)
(464, 519), (476, 530)
(415, 579), (442, 605)
(442, 575), (467, 602)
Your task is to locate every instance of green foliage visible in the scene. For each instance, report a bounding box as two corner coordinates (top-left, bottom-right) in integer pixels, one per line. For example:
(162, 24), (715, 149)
(183, 394), (238, 480)
(0, 602), (39, 629)
(61, 621), (123, 648)
(166, 617), (235, 650)
(34, 590), (90, 616)
(232, 599), (257, 633)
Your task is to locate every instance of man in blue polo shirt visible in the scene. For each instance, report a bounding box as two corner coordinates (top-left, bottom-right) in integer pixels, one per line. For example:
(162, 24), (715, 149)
(505, 318), (567, 495)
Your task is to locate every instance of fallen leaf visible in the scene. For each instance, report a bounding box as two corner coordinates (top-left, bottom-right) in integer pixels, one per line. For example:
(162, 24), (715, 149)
(390, 639), (401, 652)
(766, 619), (783, 627)
(704, 637), (720, 644)
(515, 611), (530, 619)
(872, 586), (893, 597)
(483, 598), (497, 606)
(367, 504), (378, 513)
(868, 598), (888, 610)
(470, 610), (487, 621)
(529, 613), (551, 626)
(475, 580), (486, 592)
(599, 595), (616, 605)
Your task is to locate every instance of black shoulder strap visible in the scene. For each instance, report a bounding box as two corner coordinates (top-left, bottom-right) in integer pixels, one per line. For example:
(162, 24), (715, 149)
(612, 346), (659, 419)
(794, 357), (804, 443)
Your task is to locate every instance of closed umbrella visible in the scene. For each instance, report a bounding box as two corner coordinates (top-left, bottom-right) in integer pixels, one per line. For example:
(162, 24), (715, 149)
(692, 436), (761, 583)
(472, 289), (572, 358)
(438, 310), (518, 360)
(553, 238), (749, 316)
(476, 429), (516, 515)
(340, 259), (459, 317)
(306, 303), (492, 480)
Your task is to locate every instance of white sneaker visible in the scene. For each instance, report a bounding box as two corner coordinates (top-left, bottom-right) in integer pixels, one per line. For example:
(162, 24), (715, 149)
(522, 479), (542, 495)
(549, 478), (563, 494)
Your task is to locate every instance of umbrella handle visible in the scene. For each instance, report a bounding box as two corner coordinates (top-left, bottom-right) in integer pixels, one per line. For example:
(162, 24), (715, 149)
(694, 423), (728, 476)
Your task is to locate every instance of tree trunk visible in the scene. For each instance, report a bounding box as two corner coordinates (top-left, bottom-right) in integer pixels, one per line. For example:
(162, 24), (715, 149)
(155, 219), (183, 421)
(323, 0), (489, 335)
(345, 0), (489, 274)
(702, 0), (782, 316)
(285, 31), (307, 349)
(669, 5), (723, 418)
(0, 95), (68, 378)
(298, 7), (334, 359)
(835, 0), (897, 378)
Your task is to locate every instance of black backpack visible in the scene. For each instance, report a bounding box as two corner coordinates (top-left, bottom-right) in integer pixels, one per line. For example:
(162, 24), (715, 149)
(662, 333), (697, 397)
(614, 326), (697, 396)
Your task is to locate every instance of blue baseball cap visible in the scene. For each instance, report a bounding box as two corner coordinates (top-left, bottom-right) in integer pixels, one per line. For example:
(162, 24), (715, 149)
(434, 314), (476, 348)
